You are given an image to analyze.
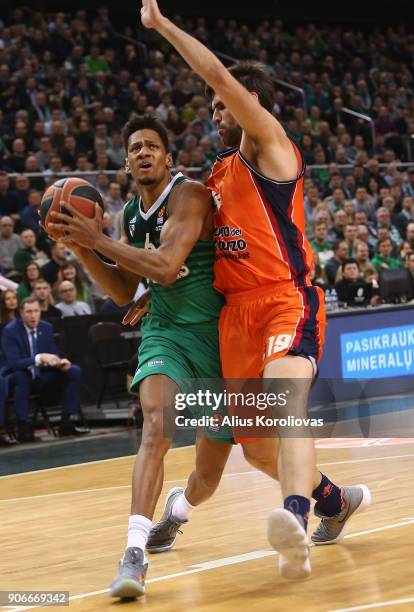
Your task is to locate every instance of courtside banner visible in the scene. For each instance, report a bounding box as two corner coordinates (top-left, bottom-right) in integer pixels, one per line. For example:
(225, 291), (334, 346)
(341, 325), (414, 379)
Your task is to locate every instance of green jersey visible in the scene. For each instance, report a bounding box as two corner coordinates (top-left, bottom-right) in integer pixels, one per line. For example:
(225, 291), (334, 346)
(123, 172), (223, 328)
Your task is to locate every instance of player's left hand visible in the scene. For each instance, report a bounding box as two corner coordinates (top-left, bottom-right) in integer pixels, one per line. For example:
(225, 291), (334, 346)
(123, 289), (151, 326)
(49, 201), (103, 249)
(141, 0), (164, 30)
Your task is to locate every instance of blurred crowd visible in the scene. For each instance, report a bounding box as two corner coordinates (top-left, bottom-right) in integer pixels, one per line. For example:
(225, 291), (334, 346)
(0, 7), (412, 309)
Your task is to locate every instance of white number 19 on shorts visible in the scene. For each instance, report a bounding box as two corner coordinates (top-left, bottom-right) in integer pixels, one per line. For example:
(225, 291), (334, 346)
(266, 334), (293, 357)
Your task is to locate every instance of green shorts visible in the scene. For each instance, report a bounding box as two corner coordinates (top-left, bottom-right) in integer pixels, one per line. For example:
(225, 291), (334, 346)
(131, 315), (233, 443)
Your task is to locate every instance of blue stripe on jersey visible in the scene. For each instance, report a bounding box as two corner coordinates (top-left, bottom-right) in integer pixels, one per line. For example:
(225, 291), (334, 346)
(294, 285), (321, 360)
(250, 171), (310, 286)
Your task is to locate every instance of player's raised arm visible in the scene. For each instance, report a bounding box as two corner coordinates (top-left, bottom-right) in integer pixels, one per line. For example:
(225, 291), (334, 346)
(140, 0), (297, 178)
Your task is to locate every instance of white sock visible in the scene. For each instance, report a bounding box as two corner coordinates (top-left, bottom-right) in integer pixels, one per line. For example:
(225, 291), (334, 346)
(171, 492), (195, 521)
(127, 515), (152, 561)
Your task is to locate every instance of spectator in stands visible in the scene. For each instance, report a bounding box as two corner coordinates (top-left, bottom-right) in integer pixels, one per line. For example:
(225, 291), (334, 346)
(329, 209), (347, 242)
(106, 182), (124, 216)
(32, 279), (62, 320)
(24, 156), (45, 191)
(57, 261), (92, 309)
(344, 223), (359, 256)
(355, 241), (377, 278)
(0, 289), (19, 323)
(352, 187), (376, 222)
(106, 132), (126, 169)
(41, 242), (69, 286)
(2, 297), (87, 441)
(403, 169), (414, 198)
(310, 221), (334, 268)
(56, 280), (91, 317)
(85, 45), (111, 76)
(20, 190), (43, 236)
(375, 207), (402, 247)
(0, 171), (20, 218)
(35, 137), (53, 172)
(325, 239), (349, 286)
(394, 196), (414, 238)
(405, 222), (414, 248)
(371, 237), (403, 271)
(13, 229), (48, 274)
(325, 186), (346, 214)
(405, 251), (414, 286)
(12, 174), (30, 211)
(0, 217), (21, 274)
(95, 173), (111, 200)
(61, 135), (78, 171)
(16, 261), (41, 302)
(335, 258), (375, 306)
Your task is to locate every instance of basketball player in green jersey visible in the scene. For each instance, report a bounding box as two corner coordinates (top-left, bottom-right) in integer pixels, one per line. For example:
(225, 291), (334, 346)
(48, 115), (235, 599)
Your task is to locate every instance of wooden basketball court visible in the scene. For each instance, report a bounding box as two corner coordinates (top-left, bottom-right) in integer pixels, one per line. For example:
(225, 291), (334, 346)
(1, 440), (414, 612)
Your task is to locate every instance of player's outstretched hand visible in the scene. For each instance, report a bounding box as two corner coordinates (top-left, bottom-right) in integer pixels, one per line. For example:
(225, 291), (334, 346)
(49, 201), (103, 250)
(140, 0), (164, 29)
(122, 289), (151, 326)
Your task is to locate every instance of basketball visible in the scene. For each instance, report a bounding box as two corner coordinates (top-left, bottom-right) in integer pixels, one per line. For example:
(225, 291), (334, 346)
(40, 177), (105, 237)
(39, 178), (67, 234)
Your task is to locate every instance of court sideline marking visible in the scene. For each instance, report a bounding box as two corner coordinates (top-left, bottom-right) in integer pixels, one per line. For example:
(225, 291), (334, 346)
(2, 439), (413, 480)
(331, 596), (414, 611)
(1, 452), (414, 503)
(0, 444), (194, 480)
(4, 518), (414, 612)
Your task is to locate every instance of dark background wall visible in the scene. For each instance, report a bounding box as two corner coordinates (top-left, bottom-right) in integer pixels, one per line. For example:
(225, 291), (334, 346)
(1, 0), (411, 26)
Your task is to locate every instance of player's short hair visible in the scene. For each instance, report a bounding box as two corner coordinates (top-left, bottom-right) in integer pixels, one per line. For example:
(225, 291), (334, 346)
(121, 115), (169, 153)
(205, 60), (275, 113)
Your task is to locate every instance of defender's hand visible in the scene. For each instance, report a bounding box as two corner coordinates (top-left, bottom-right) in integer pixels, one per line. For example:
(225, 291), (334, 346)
(141, 0), (164, 30)
(123, 289), (151, 326)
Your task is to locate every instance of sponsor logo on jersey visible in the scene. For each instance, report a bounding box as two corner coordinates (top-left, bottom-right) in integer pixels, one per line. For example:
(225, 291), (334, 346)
(214, 225), (250, 259)
(148, 359), (166, 368)
(155, 207), (166, 232)
(129, 215), (137, 237)
(157, 206), (166, 224)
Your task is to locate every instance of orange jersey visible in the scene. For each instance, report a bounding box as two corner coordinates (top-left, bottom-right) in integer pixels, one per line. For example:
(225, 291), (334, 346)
(208, 142), (314, 295)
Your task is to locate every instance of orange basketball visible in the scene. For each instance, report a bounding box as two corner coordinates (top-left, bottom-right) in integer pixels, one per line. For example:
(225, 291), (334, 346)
(60, 177), (105, 219)
(40, 177), (105, 238)
(39, 178), (67, 238)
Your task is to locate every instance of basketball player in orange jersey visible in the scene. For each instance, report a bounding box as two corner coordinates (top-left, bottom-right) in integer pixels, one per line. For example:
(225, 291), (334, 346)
(140, 0), (371, 580)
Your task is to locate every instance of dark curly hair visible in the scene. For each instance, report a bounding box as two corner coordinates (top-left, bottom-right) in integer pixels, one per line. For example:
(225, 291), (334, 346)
(121, 115), (170, 153)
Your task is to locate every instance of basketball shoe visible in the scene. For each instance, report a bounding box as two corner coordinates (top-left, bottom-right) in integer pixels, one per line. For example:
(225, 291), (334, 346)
(311, 484), (371, 545)
(109, 547), (147, 599)
(147, 487), (187, 553)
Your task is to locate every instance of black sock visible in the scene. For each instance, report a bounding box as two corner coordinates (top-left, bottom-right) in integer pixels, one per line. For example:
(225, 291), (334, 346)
(284, 495), (310, 531)
(312, 473), (344, 517)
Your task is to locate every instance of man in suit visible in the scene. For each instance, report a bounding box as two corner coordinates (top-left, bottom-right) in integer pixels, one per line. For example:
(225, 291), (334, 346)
(1, 296), (88, 442)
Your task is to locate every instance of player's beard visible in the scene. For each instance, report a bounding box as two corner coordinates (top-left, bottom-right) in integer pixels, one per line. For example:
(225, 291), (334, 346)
(137, 176), (159, 185)
(222, 124), (242, 148)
